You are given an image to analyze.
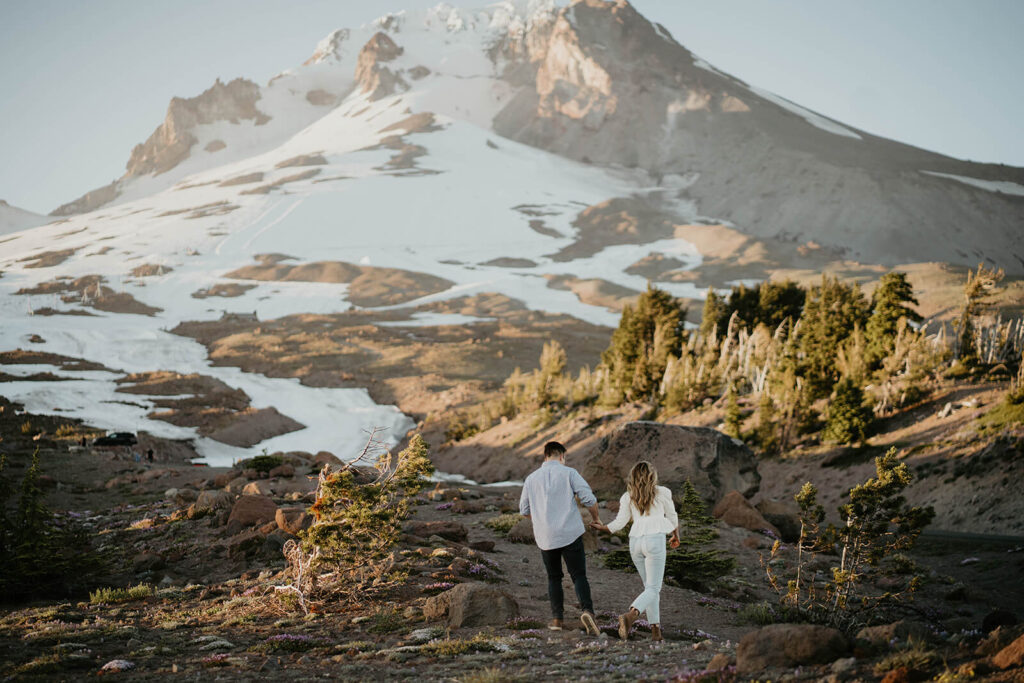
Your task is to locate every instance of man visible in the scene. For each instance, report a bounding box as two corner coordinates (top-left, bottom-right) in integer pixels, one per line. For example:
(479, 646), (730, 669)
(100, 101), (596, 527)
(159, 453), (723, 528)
(519, 441), (600, 635)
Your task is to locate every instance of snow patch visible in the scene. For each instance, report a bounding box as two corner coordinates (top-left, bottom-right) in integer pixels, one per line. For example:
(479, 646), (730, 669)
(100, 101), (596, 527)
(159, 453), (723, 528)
(921, 171), (1024, 197)
(748, 85), (862, 140)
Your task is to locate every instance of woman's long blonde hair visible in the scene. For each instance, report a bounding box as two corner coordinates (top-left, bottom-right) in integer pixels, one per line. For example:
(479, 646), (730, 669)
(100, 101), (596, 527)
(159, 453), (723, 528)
(627, 461), (658, 514)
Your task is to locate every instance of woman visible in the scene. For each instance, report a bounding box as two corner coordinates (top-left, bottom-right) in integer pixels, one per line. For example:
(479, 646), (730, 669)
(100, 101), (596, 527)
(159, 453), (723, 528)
(591, 461), (679, 642)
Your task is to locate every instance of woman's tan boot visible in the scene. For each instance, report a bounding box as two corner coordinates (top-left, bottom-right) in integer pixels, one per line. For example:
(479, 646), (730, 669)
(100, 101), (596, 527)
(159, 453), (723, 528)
(650, 624), (663, 642)
(618, 607), (639, 641)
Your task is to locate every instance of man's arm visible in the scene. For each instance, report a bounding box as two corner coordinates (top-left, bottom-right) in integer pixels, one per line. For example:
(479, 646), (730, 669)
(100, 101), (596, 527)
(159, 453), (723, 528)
(518, 482), (531, 518)
(569, 469), (600, 523)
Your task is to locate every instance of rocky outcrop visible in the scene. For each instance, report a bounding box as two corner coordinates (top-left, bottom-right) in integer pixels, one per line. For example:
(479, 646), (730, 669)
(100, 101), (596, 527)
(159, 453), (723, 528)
(582, 422), (760, 505)
(736, 624), (848, 674)
(422, 582), (519, 627)
(127, 78), (268, 177)
(51, 180), (121, 217)
(494, 0), (1024, 273)
(227, 494), (278, 527)
(354, 32), (406, 101)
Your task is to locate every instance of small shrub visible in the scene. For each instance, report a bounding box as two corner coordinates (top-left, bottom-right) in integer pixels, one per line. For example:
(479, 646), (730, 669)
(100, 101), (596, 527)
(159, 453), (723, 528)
(20, 421), (34, 435)
(420, 633), (504, 657)
(483, 513), (523, 536)
(367, 608), (404, 634)
(246, 454), (284, 473)
(89, 583), (154, 604)
(873, 639), (938, 674)
(505, 616), (545, 631)
(258, 633), (327, 653)
(738, 601), (777, 626)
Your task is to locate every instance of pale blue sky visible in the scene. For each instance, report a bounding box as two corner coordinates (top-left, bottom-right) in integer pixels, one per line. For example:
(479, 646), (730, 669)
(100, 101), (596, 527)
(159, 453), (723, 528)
(1, 0), (1022, 214)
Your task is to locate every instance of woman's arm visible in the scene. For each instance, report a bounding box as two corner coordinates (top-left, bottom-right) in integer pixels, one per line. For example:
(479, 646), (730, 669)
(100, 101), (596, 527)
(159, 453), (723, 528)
(601, 493), (632, 534)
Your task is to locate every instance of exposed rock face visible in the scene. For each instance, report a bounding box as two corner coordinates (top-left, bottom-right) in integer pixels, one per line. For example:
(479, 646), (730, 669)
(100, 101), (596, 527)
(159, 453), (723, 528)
(127, 78), (269, 177)
(422, 582), (519, 627)
(495, 0), (1024, 273)
(713, 491), (780, 537)
(227, 494), (278, 527)
(582, 422), (760, 505)
(354, 32), (406, 101)
(51, 180), (121, 217)
(736, 624), (848, 674)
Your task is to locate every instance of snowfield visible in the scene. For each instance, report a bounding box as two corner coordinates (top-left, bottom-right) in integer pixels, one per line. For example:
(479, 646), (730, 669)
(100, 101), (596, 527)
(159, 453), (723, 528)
(0, 3), (707, 464)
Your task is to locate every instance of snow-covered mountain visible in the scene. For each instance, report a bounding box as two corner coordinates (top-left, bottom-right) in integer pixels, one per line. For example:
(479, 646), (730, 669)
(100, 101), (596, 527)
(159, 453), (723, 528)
(1, 0), (1022, 464)
(0, 200), (48, 236)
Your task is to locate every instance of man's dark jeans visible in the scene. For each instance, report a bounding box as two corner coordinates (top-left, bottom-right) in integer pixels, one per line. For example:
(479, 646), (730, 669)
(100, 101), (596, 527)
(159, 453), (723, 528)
(540, 534), (594, 619)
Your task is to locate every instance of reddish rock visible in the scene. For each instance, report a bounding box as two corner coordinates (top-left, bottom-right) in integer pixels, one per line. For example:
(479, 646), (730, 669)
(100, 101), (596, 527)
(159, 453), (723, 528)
(268, 464), (295, 478)
(242, 480), (273, 496)
(706, 653), (733, 671)
(213, 470), (241, 488)
(227, 495), (278, 527)
(276, 507), (313, 535)
(224, 476), (250, 493)
(193, 489), (234, 513)
(422, 582), (518, 627)
(314, 451), (342, 467)
(451, 500), (484, 514)
(737, 623), (848, 674)
(403, 520), (468, 543)
(994, 632), (1024, 669)
(713, 491), (781, 537)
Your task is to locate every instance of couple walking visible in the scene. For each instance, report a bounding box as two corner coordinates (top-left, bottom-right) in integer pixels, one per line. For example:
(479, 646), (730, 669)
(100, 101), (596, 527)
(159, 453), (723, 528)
(519, 441), (680, 641)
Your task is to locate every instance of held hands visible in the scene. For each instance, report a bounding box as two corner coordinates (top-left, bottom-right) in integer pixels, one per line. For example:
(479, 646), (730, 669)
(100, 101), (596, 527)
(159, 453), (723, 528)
(669, 532), (680, 549)
(589, 520), (610, 533)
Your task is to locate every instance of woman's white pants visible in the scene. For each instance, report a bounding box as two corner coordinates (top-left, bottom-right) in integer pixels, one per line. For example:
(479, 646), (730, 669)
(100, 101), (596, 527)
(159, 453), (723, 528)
(628, 533), (666, 625)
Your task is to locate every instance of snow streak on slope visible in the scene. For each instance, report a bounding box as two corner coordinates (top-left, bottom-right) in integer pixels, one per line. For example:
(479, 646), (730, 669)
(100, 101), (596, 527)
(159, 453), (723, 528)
(921, 171), (1024, 197)
(0, 3), (707, 464)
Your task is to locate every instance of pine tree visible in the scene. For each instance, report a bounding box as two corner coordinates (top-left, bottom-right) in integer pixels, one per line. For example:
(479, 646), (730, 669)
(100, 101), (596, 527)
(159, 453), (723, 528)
(954, 263), (1005, 365)
(822, 378), (874, 445)
(601, 285), (686, 404)
(865, 272), (921, 369)
(699, 288), (727, 338)
(799, 275), (869, 399)
(724, 384), (742, 438)
(754, 391), (779, 455)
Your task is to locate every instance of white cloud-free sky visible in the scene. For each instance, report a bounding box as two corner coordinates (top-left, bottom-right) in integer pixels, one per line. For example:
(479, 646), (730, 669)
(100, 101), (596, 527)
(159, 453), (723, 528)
(1, 0), (1022, 214)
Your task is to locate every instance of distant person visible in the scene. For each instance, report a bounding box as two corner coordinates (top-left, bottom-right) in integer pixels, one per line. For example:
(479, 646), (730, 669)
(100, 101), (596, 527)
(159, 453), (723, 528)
(591, 461), (680, 642)
(519, 441), (601, 635)
(146, 448), (154, 464)
(80, 436), (87, 448)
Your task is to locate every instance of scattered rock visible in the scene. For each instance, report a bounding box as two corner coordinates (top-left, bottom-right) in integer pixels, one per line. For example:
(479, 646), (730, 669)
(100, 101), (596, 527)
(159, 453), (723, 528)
(225, 476), (250, 493)
(314, 451), (342, 467)
(755, 498), (801, 542)
(132, 551), (165, 572)
(275, 507), (313, 535)
(422, 582), (519, 628)
(983, 608), (1019, 633)
(469, 540), (495, 552)
(506, 517), (535, 544)
(213, 470), (241, 488)
(193, 489), (234, 513)
(993, 632), (1024, 669)
(99, 659), (135, 673)
(713, 491), (781, 537)
(403, 520), (468, 543)
(706, 653), (733, 671)
(227, 495), (278, 527)
(268, 464), (295, 478)
(242, 480), (274, 496)
(856, 620), (933, 652)
(737, 623), (848, 674)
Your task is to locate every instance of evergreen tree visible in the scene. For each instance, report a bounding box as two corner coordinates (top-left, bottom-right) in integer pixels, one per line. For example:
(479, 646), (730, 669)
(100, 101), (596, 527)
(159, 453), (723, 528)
(865, 272), (921, 369)
(601, 285), (686, 403)
(754, 391), (780, 455)
(798, 275), (869, 399)
(724, 384), (742, 438)
(822, 379), (874, 445)
(954, 263), (1005, 365)
(758, 280), (807, 330)
(699, 288), (727, 339)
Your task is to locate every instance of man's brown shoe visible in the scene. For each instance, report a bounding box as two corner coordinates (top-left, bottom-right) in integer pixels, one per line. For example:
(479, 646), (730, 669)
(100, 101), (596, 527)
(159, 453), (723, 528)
(651, 624), (663, 642)
(548, 618), (563, 631)
(617, 607), (639, 641)
(581, 611), (599, 636)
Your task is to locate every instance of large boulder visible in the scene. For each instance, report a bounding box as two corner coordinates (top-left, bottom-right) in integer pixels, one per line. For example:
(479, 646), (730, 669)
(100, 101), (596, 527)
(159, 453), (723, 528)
(582, 422), (760, 505)
(227, 495), (278, 527)
(242, 480), (274, 496)
(422, 582), (519, 627)
(713, 491), (780, 537)
(755, 498), (801, 543)
(506, 517), (534, 544)
(856, 620), (933, 653)
(193, 489), (234, 513)
(737, 624), (848, 674)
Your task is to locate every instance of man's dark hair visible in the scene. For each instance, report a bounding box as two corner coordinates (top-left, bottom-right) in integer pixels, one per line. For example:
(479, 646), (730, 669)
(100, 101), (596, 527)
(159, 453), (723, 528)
(543, 441), (566, 459)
